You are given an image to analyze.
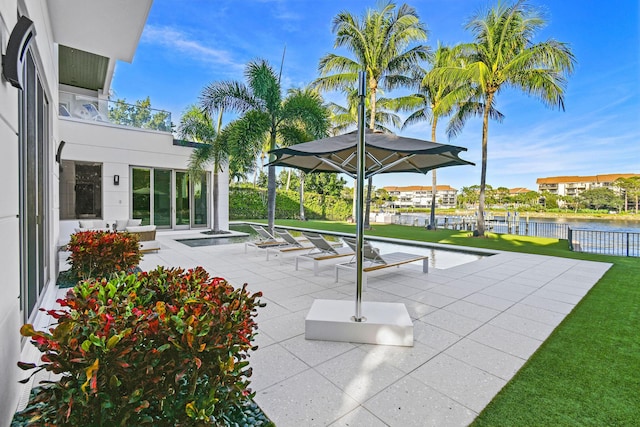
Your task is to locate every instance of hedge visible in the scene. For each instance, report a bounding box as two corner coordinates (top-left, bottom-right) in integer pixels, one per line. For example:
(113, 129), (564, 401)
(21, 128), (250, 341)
(229, 186), (351, 221)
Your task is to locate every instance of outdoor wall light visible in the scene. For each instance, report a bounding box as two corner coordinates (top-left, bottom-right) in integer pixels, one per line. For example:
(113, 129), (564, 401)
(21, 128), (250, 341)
(1, 16), (36, 89)
(113, 175), (120, 186)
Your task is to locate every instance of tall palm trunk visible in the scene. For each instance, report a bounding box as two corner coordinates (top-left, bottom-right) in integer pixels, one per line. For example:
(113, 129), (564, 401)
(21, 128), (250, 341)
(477, 92), (495, 237)
(212, 167), (219, 232)
(267, 129), (277, 233)
(364, 82), (377, 229)
(299, 171), (305, 221)
(267, 165), (276, 232)
(429, 117), (438, 229)
(365, 176), (373, 228)
(212, 109), (224, 233)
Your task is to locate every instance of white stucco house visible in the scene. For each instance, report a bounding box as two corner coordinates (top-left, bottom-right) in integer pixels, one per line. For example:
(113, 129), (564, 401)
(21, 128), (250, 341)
(0, 1), (227, 422)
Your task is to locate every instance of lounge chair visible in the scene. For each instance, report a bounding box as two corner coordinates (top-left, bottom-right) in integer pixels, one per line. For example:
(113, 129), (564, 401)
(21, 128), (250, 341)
(244, 225), (289, 253)
(295, 232), (354, 275)
(336, 237), (428, 289)
(264, 229), (314, 262)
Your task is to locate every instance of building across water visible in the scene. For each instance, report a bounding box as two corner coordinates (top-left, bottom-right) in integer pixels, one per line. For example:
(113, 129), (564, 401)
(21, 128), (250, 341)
(537, 174), (639, 197)
(384, 185), (458, 209)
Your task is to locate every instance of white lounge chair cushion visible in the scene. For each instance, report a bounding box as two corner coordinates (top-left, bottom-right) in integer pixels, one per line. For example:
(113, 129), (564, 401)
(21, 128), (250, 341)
(115, 219), (142, 231)
(125, 225), (156, 233)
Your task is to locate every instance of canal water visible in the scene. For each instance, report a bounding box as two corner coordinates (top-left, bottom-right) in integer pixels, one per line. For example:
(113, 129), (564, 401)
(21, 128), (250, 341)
(397, 213), (640, 233)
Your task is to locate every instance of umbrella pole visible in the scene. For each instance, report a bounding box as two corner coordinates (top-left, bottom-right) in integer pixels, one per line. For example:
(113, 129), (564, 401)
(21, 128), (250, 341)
(353, 71), (366, 322)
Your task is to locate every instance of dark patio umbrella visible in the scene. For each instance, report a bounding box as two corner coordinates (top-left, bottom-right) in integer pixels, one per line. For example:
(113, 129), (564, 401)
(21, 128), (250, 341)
(269, 128), (473, 179)
(268, 72), (474, 325)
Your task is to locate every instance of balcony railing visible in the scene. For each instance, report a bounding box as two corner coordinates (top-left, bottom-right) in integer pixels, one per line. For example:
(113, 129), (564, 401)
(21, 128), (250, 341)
(59, 91), (172, 132)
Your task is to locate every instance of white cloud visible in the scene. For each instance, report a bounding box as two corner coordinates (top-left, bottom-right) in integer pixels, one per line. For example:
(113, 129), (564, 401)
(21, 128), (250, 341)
(142, 25), (244, 72)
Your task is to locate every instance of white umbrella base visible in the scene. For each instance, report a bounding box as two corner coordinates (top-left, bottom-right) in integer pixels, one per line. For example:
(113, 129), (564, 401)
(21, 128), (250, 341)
(305, 299), (413, 347)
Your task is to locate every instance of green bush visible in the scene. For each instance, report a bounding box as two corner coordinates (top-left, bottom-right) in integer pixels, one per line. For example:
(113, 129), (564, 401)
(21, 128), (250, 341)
(16, 267), (265, 426)
(229, 185), (351, 221)
(66, 231), (141, 280)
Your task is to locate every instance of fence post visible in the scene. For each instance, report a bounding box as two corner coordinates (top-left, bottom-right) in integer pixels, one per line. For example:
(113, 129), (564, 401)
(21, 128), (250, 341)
(627, 232), (630, 257)
(568, 228), (573, 251)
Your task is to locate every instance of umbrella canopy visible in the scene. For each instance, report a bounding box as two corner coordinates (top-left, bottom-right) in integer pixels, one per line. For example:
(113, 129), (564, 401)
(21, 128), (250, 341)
(268, 128), (474, 179)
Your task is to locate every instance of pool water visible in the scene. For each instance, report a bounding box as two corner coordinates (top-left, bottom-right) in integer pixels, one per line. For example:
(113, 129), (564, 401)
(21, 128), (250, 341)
(372, 241), (485, 270)
(176, 225), (487, 270)
(176, 224), (261, 247)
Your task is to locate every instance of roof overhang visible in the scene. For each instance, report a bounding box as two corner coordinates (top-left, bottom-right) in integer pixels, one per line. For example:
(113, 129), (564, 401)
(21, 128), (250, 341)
(49, 0), (152, 92)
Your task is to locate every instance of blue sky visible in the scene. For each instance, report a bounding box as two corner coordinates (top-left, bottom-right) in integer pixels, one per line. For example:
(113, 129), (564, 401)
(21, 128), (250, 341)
(112, 0), (640, 191)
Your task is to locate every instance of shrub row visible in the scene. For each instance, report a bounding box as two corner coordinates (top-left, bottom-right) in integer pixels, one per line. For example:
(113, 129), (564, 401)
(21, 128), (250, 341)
(229, 186), (351, 221)
(67, 231), (141, 280)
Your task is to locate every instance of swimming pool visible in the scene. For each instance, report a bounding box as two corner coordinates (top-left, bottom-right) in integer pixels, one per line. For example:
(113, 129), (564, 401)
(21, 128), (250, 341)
(176, 225), (488, 270)
(371, 241), (485, 270)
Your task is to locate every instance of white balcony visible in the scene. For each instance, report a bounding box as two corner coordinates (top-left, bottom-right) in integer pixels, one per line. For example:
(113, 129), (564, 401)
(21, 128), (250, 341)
(59, 90), (172, 133)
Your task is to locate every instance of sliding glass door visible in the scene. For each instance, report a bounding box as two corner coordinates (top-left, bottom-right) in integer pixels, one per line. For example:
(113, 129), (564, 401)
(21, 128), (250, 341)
(131, 168), (209, 229)
(132, 168), (151, 225)
(193, 173), (208, 227)
(175, 171), (190, 229)
(154, 169), (172, 227)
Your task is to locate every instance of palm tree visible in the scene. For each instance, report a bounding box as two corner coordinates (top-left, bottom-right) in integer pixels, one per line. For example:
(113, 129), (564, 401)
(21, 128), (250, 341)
(395, 44), (492, 229)
(200, 60), (328, 232)
(326, 88), (402, 136)
(314, 1), (430, 227)
(179, 105), (227, 233)
(441, 0), (575, 236)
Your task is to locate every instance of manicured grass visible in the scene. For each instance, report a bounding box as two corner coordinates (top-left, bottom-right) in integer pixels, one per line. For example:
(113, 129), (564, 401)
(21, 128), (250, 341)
(249, 219), (640, 425)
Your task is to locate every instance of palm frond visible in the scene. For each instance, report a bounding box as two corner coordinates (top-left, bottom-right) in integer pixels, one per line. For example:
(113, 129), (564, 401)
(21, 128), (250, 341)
(199, 80), (259, 114)
(246, 59), (282, 115)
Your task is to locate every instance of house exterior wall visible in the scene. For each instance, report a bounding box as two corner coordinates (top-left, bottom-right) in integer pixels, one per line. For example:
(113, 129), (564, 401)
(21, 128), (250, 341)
(0, 2), (23, 415)
(58, 118), (228, 242)
(1, 0), (60, 423)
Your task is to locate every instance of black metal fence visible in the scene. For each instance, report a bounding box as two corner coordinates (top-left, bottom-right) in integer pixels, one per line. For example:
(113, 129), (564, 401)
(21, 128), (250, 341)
(568, 228), (640, 257)
(487, 220), (569, 239)
(393, 215), (570, 239)
(393, 214), (640, 257)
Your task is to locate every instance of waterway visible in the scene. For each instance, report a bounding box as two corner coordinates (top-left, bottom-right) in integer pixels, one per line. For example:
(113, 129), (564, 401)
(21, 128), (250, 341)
(397, 213), (640, 233)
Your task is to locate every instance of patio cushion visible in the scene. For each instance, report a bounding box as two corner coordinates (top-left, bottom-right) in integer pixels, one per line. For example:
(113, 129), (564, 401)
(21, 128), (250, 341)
(115, 219), (129, 231)
(113, 219), (142, 231)
(77, 220), (110, 231)
(78, 220), (95, 228)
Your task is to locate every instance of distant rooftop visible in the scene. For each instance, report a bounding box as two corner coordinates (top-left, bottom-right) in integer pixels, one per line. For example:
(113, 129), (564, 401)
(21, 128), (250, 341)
(536, 173), (640, 184)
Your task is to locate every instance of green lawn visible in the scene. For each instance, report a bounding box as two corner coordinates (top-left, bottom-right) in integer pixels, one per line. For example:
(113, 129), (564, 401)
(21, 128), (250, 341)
(251, 219), (640, 425)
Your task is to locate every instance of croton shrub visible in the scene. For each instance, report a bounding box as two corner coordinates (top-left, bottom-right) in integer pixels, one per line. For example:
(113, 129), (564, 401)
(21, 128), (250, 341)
(16, 266), (265, 426)
(66, 230), (142, 280)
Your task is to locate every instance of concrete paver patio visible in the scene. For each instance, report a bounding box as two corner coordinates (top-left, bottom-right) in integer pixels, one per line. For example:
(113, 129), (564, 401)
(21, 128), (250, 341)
(34, 230), (611, 426)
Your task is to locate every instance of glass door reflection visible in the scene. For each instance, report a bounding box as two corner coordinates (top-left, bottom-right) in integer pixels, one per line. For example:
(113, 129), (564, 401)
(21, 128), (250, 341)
(175, 171), (190, 228)
(153, 169), (171, 228)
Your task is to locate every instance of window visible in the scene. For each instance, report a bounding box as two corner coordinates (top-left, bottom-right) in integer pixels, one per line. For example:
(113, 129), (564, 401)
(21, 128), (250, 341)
(19, 49), (51, 320)
(59, 160), (103, 219)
